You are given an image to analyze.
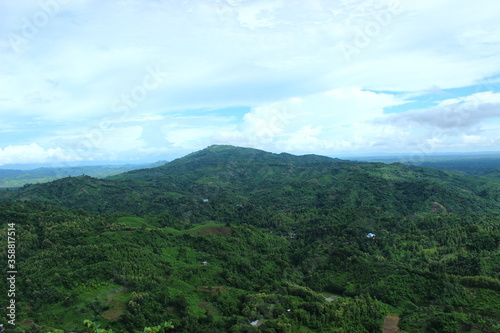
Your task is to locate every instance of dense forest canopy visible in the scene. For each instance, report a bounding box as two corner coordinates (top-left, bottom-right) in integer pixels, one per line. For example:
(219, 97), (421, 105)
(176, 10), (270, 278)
(1, 145), (499, 332)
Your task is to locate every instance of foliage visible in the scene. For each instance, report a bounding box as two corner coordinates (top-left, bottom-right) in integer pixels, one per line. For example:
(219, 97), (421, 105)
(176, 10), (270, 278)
(0, 162), (166, 188)
(0, 145), (499, 332)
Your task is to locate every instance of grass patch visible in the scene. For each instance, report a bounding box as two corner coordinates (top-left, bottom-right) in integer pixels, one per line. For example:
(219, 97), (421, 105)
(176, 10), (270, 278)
(161, 222), (232, 237)
(117, 216), (155, 228)
(26, 283), (128, 331)
(166, 191), (185, 198)
(163, 227), (180, 234)
(182, 223), (232, 237)
(319, 291), (344, 302)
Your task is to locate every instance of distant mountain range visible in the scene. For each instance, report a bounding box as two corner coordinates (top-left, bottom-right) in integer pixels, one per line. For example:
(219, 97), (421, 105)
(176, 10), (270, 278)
(2, 148), (498, 190)
(351, 155), (500, 177)
(2, 145), (499, 216)
(0, 161), (167, 188)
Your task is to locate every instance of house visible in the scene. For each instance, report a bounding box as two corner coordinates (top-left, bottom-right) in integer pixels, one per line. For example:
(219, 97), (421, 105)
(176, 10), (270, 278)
(202, 198), (209, 203)
(250, 320), (262, 327)
(367, 233), (375, 239)
(202, 261), (208, 266)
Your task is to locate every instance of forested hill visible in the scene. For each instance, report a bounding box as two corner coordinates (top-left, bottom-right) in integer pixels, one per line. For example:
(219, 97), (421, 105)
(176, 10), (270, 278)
(1, 145), (499, 217)
(0, 161), (167, 189)
(1, 145), (500, 332)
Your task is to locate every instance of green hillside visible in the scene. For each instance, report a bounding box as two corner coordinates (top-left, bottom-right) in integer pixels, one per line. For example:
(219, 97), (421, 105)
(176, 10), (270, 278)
(0, 161), (167, 189)
(410, 157), (500, 177)
(357, 155), (500, 177)
(3, 145), (499, 217)
(0, 145), (499, 332)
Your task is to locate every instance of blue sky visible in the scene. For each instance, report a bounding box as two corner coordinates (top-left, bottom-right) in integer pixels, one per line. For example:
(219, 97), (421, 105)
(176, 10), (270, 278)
(1, 0), (500, 167)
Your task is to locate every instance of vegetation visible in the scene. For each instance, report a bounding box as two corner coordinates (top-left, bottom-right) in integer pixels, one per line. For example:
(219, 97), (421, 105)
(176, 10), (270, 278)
(357, 155), (500, 177)
(0, 145), (499, 332)
(407, 156), (500, 177)
(0, 162), (166, 189)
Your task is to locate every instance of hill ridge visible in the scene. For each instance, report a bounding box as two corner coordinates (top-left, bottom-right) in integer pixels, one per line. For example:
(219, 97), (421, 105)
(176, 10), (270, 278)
(1, 145), (499, 217)
(1, 145), (499, 332)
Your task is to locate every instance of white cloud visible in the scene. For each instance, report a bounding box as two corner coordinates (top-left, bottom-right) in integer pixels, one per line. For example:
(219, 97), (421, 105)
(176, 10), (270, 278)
(1, 0), (500, 164)
(462, 134), (484, 145)
(0, 143), (82, 166)
(437, 91), (500, 107)
(212, 88), (406, 153)
(212, 88), (500, 155)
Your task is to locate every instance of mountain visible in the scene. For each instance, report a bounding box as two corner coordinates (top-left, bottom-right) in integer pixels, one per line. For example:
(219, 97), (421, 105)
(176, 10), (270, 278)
(0, 145), (499, 332)
(352, 155), (500, 177)
(0, 161), (168, 189)
(406, 157), (500, 177)
(2, 145), (499, 217)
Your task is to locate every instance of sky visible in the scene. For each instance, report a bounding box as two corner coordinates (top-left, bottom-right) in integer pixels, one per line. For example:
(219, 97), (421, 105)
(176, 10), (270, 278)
(1, 0), (500, 167)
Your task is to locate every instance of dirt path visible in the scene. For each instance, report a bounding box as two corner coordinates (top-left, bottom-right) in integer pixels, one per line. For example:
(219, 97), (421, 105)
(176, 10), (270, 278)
(99, 286), (128, 321)
(102, 300), (126, 320)
(382, 316), (400, 333)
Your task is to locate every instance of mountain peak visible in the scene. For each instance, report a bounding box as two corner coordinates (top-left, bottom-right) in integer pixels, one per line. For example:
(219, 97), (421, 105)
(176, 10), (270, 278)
(183, 145), (271, 160)
(201, 144), (265, 154)
(163, 145), (339, 170)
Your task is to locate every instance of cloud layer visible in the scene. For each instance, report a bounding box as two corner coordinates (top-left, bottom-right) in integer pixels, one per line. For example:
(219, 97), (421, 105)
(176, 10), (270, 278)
(1, 0), (499, 166)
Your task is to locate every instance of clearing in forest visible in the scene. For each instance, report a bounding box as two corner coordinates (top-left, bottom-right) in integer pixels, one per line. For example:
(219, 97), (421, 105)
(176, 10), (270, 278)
(165, 223), (233, 237)
(196, 286), (231, 295)
(382, 315), (400, 333)
(185, 223), (232, 237)
(98, 286), (129, 321)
